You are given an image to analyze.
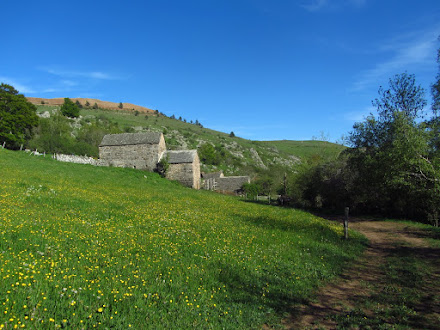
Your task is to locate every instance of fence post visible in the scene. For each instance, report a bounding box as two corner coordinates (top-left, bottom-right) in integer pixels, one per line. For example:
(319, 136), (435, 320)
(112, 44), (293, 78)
(344, 207), (349, 240)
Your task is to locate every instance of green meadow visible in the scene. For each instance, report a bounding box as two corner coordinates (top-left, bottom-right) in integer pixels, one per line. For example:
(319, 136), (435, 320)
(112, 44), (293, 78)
(0, 149), (365, 329)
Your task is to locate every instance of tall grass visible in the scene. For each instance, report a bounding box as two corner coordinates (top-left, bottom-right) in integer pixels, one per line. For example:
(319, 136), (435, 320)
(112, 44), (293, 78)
(0, 149), (365, 328)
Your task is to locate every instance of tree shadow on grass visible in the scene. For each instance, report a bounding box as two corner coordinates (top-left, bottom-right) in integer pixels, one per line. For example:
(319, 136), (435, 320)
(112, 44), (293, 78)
(213, 260), (308, 316)
(211, 214), (367, 324)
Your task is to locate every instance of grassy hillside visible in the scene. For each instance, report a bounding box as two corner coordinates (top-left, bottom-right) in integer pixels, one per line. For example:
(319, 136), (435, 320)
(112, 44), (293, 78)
(34, 104), (345, 183)
(0, 149), (365, 328)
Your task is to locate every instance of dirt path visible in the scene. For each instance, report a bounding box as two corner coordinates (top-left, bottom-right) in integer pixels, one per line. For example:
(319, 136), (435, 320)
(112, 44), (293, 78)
(283, 219), (440, 329)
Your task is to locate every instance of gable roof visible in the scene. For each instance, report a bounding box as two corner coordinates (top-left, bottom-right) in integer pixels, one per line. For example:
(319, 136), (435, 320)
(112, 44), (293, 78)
(100, 132), (163, 146)
(165, 150), (198, 164)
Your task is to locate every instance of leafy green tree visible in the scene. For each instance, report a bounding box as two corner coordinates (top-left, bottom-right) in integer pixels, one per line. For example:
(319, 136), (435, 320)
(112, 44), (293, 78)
(242, 182), (259, 198)
(118, 102), (123, 109)
(0, 83), (39, 149)
(28, 112), (75, 154)
(432, 37), (440, 114)
(93, 102), (99, 109)
(85, 100), (90, 108)
(229, 131), (235, 137)
(347, 73), (438, 221)
(198, 143), (226, 166)
(75, 100), (83, 109)
(60, 98), (80, 118)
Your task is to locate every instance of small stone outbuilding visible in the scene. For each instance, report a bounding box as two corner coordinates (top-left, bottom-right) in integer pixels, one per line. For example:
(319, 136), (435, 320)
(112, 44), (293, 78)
(165, 150), (201, 189)
(99, 132), (166, 171)
(202, 171), (250, 194)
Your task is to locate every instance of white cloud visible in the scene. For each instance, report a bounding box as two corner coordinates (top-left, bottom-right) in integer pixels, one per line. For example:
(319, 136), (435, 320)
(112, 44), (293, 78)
(42, 67), (118, 80)
(61, 80), (78, 87)
(344, 106), (375, 121)
(0, 77), (36, 94)
(300, 0), (327, 12)
(300, 0), (366, 12)
(352, 27), (439, 91)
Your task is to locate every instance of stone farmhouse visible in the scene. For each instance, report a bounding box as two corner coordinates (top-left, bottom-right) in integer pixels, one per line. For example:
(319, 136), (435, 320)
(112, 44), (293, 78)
(99, 132), (166, 171)
(99, 132), (200, 189)
(98, 132), (249, 193)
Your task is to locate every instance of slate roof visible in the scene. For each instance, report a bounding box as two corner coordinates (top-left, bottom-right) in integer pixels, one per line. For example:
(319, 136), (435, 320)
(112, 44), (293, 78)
(201, 171), (224, 179)
(100, 132), (163, 146)
(165, 150), (198, 164)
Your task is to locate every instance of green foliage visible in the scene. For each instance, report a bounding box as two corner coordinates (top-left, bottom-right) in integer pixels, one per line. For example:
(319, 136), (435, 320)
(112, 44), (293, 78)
(60, 97), (80, 118)
(85, 100), (90, 108)
(28, 112), (75, 154)
(75, 100), (83, 109)
(93, 102), (99, 109)
(347, 73), (439, 220)
(156, 155), (169, 177)
(242, 182), (260, 197)
(372, 72), (427, 122)
(118, 102), (123, 109)
(432, 38), (440, 114)
(0, 83), (39, 149)
(229, 131), (235, 137)
(28, 111), (122, 157)
(291, 73), (439, 222)
(198, 143), (218, 165)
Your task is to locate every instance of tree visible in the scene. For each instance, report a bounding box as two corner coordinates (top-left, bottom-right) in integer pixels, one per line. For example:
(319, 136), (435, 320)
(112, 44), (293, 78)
(432, 37), (440, 115)
(198, 143), (219, 165)
(60, 98), (80, 118)
(75, 100), (83, 109)
(118, 102), (123, 109)
(93, 102), (99, 109)
(85, 100), (90, 108)
(373, 72), (427, 122)
(229, 131), (235, 138)
(0, 83), (39, 149)
(347, 73), (438, 221)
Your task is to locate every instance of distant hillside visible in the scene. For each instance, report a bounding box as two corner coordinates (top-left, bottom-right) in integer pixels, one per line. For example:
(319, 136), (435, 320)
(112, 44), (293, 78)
(27, 97), (155, 114)
(32, 100), (345, 192)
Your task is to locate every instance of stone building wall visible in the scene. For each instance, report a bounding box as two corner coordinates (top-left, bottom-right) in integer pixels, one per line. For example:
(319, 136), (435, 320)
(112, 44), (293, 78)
(208, 176), (250, 194)
(99, 135), (166, 171)
(165, 151), (201, 189)
(166, 162), (200, 189)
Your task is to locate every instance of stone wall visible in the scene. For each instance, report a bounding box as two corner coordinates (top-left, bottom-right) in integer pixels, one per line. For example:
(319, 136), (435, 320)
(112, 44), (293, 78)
(99, 138), (166, 171)
(204, 176), (250, 194)
(53, 154), (100, 166)
(166, 162), (200, 189)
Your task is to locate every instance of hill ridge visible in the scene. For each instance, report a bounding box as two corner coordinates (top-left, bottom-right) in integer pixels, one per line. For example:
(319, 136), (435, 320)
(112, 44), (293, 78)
(27, 97), (154, 114)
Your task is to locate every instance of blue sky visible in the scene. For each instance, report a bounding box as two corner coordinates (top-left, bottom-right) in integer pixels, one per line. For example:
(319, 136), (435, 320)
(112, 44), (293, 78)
(1, 0), (439, 141)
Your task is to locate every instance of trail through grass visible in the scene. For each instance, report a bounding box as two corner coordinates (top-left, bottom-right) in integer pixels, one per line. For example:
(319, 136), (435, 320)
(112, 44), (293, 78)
(288, 220), (440, 329)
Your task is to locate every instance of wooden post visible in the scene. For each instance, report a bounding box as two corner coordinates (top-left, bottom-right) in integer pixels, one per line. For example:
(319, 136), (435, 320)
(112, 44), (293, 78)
(20, 144), (23, 151)
(344, 207), (349, 240)
(436, 219), (439, 228)
(2, 142), (5, 148)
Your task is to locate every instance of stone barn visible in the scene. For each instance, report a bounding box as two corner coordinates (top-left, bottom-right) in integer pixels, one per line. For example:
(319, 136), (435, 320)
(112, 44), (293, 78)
(99, 132), (166, 170)
(202, 171), (250, 194)
(165, 150), (201, 189)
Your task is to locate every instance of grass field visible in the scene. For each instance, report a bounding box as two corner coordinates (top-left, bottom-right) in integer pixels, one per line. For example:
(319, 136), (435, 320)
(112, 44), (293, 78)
(259, 140), (346, 161)
(0, 149), (365, 328)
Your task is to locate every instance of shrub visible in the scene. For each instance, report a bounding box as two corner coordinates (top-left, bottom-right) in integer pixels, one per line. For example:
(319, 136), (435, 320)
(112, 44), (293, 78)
(60, 98), (80, 118)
